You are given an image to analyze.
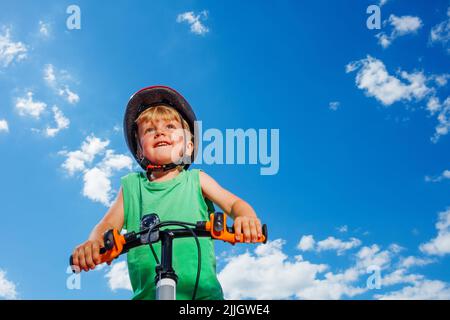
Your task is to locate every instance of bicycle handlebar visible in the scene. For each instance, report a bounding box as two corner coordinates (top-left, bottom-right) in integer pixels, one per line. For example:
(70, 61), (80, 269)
(69, 212), (267, 272)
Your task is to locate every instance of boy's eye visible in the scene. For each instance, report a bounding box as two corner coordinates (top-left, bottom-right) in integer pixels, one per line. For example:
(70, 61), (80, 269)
(145, 128), (155, 134)
(166, 124), (176, 129)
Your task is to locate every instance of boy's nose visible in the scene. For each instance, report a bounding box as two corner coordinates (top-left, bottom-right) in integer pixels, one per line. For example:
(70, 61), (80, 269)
(154, 129), (166, 137)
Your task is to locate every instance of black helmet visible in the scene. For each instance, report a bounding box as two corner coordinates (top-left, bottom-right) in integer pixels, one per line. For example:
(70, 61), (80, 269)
(124, 85), (197, 171)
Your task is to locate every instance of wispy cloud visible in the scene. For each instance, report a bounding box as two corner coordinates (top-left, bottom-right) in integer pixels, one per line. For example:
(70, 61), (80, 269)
(421, 96), (450, 143)
(430, 7), (450, 54)
(329, 101), (340, 111)
(425, 169), (450, 182)
(176, 11), (209, 35)
(0, 27), (27, 68)
(0, 268), (18, 299)
(39, 21), (51, 38)
(45, 106), (70, 137)
(376, 15), (423, 48)
(425, 170), (450, 182)
(398, 256), (434, 269)
(0, 119), (9, 133)
(59, 134), (133, 206)
(15, 91), (47, 119)
(44, 64), (80, 104)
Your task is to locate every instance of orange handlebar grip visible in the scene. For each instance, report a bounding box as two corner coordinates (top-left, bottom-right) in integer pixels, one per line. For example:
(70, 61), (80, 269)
(206, 213), (267, 245)
(98, 229), (126, 263)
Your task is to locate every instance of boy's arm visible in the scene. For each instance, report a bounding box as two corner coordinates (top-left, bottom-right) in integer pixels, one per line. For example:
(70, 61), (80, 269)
(72, 188), (124, 272)
(199, 171), (262, 243)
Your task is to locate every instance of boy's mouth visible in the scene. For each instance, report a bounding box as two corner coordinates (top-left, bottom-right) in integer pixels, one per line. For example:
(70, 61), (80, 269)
(153, 140), (172, 148)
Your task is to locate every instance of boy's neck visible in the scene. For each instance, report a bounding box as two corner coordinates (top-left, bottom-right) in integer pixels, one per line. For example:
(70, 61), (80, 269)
(148, 167), (181, 182)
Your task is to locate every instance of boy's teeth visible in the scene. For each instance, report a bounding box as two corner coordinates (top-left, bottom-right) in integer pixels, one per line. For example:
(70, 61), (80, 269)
(156, 142), (169, 147)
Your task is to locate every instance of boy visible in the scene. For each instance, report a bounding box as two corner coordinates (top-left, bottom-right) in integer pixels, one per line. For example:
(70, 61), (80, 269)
(71, 86), (263, 299)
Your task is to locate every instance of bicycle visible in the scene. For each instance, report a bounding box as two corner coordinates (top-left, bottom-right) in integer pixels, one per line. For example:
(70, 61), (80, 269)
(69, 212), (268, 300)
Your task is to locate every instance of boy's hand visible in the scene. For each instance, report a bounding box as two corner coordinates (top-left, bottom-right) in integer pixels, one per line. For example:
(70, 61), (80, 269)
(233, 215), (263, 243)
(71, 238), (105, 272)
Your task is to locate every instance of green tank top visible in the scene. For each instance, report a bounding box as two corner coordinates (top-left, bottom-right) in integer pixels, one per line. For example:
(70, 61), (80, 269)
(120, 168), (224, 300)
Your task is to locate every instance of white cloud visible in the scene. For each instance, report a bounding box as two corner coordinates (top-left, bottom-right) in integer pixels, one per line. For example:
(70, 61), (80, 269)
(430, 7), (450, 54)
(43, 64), (56, 85)
(0, 268), (18, 299)
(218, 224), (450, 300)
(390, 15), (422, 35)
(427, 96), (441, 115)
(176, 11), (209, 35)
(82, 151), (132, 206)
(58, 86), (79, 104)
(0, 119), (9, 133)
(420, 208), (450, 256)
(316, 237), (362, 255)
(43, 64), (79, 104)
(379, 0), (389, 6)
(376, 15), (423, 49)
(60, 134), (110, 175)
(376, 17), (422, 48)
(45, 106), (70, 137)
(431, 97), (450, 143)
(105, 261), (132, 292)
(376, 33), (391, 48)
(297, 235), (315, 251)
(15, 91), (47, 119)
(297, 235), (361, 255)
(398, 256), (434, 269)
(219, 239), (330, 299)
(59, 134), (132, 206)
(338, 225), (348, 233)
(346, 55), (432, 106)
(83, 167), (112, 206)
(355, 244), (393, 271)
(346, 56), (450, 142)
(101, 150), (134, 175)
(376, 280), (450, 299)
(39, 21), (50, 37)
(0, 27), (27, 68)
(329, 101), (340, 111)
(425, 169), (450, 182)
(381, 268), (424, 287)
(432, 74), (450, 87)
(219, 239), (367, 300)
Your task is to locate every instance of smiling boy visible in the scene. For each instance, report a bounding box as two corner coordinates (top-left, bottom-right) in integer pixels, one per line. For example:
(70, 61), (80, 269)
(71, 86), (263, 300)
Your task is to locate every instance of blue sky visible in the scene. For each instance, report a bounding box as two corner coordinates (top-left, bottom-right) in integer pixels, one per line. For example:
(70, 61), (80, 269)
(1, 0), (450, 300)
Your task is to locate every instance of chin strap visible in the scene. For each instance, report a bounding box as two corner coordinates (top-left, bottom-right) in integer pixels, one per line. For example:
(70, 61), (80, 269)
(139, 156), (185, 180)
(147, 162), (180, 172)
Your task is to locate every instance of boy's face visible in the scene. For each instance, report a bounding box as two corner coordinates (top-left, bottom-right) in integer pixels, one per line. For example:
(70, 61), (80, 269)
(137, 118), (193, 165)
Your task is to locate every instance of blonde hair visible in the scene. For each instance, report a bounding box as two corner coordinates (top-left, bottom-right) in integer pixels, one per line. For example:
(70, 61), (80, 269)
(136, 105), (191, 138)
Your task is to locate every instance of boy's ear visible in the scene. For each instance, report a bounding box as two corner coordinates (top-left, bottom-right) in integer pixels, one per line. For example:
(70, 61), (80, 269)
(185, 140), (194, 157)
